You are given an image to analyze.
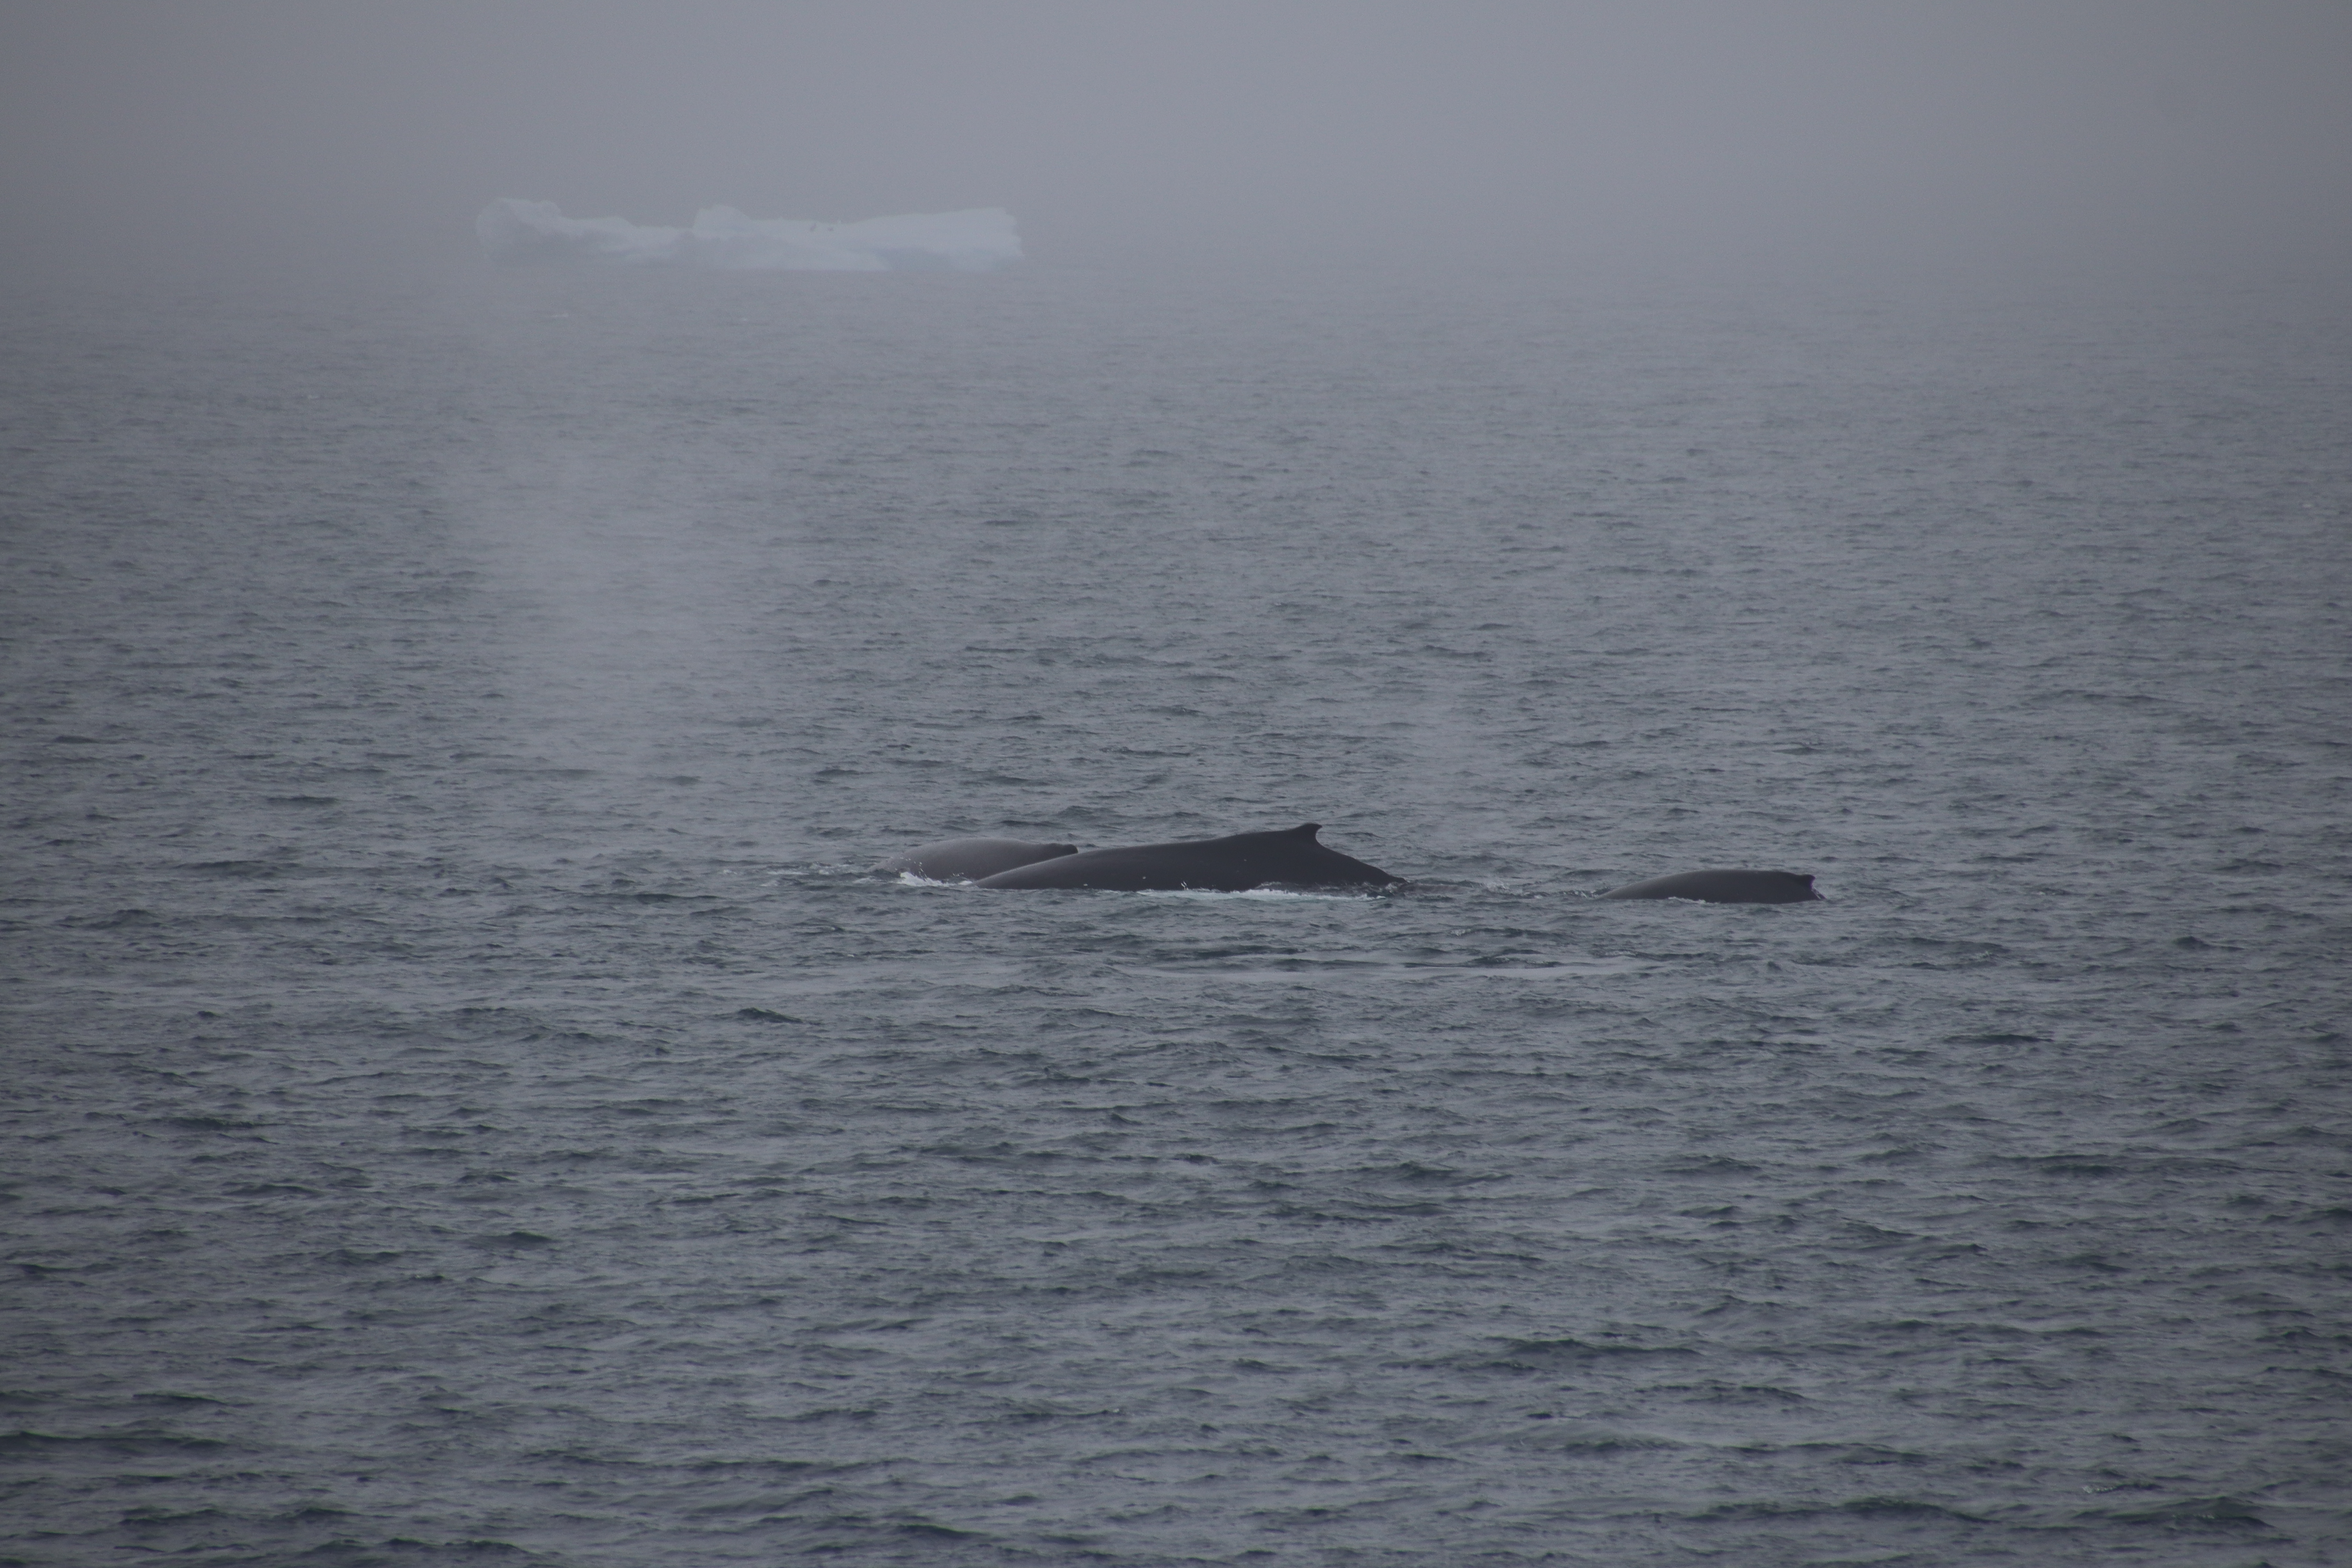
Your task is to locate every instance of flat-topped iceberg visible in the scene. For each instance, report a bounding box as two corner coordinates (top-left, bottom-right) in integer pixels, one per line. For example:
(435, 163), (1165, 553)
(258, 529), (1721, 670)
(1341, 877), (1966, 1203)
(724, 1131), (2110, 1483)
(476, 199), (1021, 272)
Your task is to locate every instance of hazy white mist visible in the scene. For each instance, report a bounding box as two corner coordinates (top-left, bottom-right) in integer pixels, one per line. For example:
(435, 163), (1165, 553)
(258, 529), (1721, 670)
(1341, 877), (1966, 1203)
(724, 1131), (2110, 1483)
(4, 0), (2348, 283)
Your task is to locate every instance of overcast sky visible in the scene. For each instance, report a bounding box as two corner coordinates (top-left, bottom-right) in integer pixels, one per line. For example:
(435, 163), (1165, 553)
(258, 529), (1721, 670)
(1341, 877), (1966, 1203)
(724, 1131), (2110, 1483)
(4, 0), (2348, 282)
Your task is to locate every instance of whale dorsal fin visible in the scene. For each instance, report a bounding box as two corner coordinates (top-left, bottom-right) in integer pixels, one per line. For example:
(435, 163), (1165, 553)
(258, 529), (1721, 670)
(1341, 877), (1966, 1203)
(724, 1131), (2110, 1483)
(1285, 823), (1323, 840)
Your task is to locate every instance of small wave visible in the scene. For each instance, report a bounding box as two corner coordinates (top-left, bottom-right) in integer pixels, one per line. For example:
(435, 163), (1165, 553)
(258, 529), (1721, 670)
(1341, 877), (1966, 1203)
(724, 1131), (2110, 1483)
(0, 1427), (230, 1455)
(2087, 1495), (2270, 1529)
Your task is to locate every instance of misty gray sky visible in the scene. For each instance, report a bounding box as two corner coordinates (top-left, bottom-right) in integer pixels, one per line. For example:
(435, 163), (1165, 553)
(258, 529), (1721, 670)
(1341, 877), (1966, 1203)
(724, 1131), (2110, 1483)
(4, 0), (2348, 281)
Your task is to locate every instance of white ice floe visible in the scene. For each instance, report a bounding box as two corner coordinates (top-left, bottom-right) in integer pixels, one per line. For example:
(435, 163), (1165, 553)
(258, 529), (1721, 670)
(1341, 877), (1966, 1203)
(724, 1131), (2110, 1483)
(476, 199), (1021, 272)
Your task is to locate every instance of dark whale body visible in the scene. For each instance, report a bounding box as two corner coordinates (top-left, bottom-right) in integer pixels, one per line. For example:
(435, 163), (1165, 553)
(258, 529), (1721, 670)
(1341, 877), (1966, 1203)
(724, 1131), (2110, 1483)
(1601, 869), (1822, 904)
(974, 824), (1399, 893)
(878, 837), (1078, 882)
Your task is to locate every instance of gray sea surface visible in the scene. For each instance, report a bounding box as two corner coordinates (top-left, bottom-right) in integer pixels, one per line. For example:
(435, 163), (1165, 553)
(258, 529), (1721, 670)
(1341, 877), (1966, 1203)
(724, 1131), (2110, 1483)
(4, 258), (2348, 1566)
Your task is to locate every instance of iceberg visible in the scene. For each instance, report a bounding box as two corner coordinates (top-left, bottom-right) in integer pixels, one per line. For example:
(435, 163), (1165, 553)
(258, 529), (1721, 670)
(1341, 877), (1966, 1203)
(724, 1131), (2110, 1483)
(475, 199), (1021, 272)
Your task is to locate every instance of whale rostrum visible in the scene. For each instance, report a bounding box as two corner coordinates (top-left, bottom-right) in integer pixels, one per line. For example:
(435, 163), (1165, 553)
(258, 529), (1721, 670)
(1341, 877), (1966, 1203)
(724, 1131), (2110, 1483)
(1598, 869), (1822, 904)
(875, 837), (1078, 882)
(973, 824), (1401, 893)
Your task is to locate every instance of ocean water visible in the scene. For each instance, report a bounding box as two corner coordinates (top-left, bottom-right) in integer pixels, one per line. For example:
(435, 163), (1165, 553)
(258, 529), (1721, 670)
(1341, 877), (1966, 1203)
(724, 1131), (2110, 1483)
(3, 256), (2347, 1566)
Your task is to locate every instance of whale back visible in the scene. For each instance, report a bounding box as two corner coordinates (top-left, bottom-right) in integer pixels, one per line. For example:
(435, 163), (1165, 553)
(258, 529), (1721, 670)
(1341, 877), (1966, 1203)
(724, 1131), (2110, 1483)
(975, 824), (1399, 892)
(1599, 869), (1822, 904)
(878, 837), (1079, 882)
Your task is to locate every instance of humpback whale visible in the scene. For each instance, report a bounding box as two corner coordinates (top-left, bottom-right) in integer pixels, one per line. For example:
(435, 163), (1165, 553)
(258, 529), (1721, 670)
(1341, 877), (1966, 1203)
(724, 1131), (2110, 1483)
(973, 824), (1399, 892)
(878, 837), (1078, 882)
(1600, 869), (1822, 904)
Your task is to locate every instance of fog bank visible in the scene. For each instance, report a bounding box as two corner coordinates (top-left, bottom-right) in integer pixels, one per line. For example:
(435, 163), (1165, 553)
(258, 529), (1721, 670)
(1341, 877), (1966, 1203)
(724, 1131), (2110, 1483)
(477, 200), (1020, 272)
(4, 0), (2350, 286)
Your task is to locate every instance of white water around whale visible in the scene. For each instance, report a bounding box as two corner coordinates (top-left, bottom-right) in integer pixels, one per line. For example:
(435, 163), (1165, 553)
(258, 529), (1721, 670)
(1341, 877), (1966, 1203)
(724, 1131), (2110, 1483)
(3, 256), (2348, 1566)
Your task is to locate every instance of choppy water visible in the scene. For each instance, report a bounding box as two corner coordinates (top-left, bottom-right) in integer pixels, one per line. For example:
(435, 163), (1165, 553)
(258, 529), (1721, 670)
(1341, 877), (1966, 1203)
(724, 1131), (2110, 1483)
(4, 258), (2348, 1566)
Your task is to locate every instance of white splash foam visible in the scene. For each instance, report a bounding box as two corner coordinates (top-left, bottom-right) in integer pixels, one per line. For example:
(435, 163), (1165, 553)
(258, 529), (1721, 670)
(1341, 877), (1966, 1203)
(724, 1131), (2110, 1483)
(476, 199), (1022, 272)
